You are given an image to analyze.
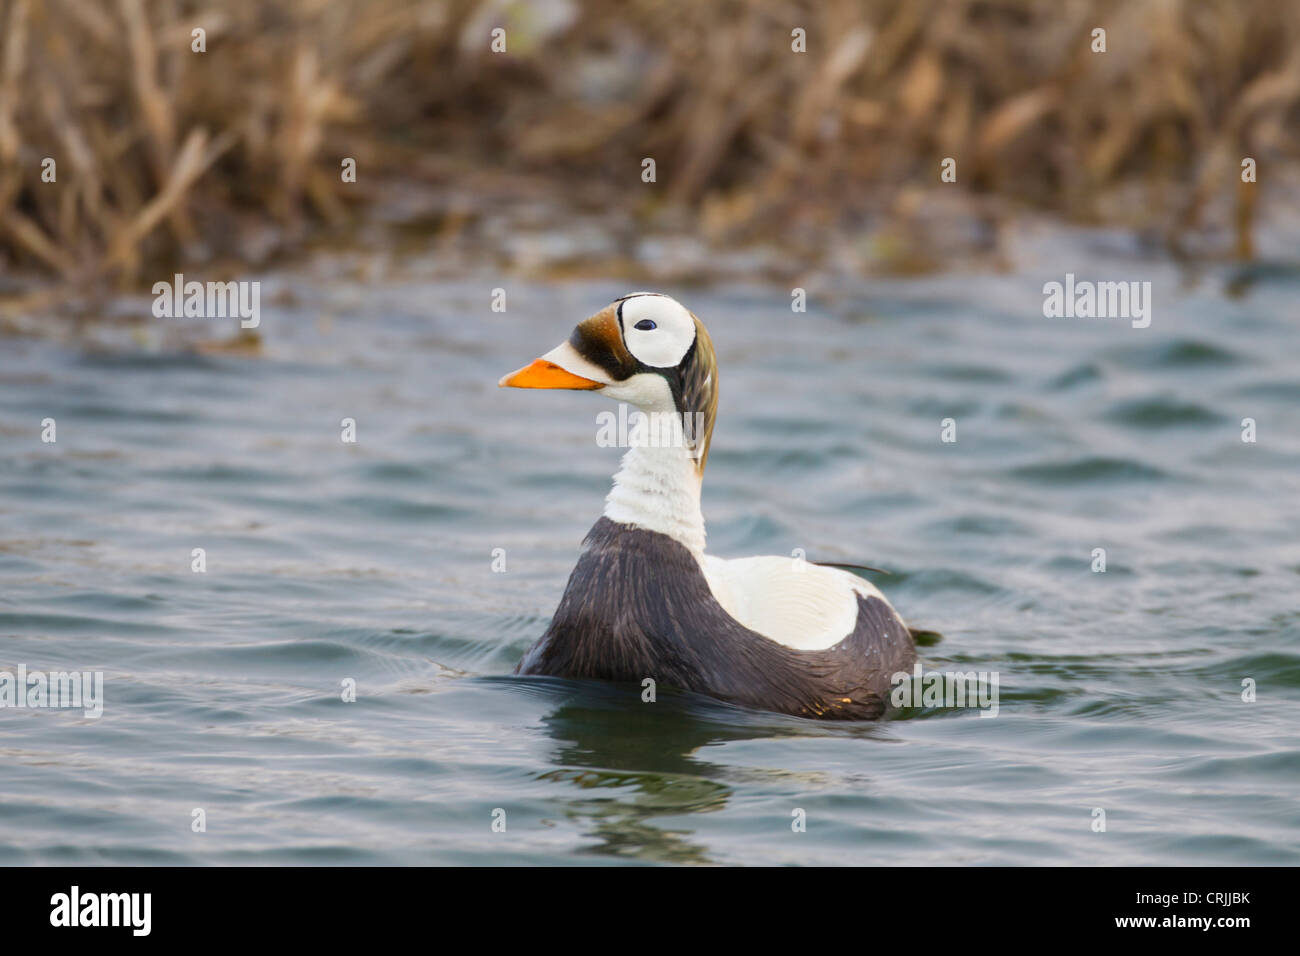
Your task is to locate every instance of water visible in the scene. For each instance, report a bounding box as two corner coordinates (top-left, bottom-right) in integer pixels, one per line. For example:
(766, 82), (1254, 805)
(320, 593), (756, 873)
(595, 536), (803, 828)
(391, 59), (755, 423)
(2, 249), (1298, 865)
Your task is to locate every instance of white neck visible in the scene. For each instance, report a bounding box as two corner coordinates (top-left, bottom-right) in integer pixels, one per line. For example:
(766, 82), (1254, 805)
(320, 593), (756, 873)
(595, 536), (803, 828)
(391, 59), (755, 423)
(602, 442), (706, 555)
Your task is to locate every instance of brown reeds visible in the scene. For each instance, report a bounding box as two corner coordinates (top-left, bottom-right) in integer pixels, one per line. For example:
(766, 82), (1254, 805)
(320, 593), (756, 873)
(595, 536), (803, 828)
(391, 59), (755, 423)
(1, 0), (1298, 287)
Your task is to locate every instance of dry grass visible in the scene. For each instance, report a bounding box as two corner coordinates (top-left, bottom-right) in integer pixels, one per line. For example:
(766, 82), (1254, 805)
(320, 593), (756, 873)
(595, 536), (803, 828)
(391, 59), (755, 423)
(2, 0), (1299, 286)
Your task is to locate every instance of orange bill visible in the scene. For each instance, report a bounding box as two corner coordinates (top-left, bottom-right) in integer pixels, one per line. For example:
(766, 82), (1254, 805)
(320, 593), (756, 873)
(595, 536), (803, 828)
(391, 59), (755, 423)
(498, 358), (604, 390)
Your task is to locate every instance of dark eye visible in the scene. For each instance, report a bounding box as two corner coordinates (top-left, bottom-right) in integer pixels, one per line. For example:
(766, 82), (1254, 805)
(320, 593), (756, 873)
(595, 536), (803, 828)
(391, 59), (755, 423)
(634, 319), (657, 331)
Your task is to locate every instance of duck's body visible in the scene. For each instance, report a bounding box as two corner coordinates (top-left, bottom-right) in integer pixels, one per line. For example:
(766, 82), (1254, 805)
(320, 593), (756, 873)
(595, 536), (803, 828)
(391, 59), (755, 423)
(501, 293), (917, 720)
(520, 517), (914, 719)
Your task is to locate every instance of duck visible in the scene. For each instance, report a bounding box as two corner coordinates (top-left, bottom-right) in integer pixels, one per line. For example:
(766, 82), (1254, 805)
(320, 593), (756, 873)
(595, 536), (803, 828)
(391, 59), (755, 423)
(499, 292), (919, 720)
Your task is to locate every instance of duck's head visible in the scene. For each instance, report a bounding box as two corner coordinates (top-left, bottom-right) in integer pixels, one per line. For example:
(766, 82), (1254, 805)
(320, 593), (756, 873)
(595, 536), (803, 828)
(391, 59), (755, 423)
(499, 292), (719, 469)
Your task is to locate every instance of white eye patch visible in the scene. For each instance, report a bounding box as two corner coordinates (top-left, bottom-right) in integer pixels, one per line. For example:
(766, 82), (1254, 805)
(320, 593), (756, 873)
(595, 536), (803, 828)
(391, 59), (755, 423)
(619, 294), (696, 368)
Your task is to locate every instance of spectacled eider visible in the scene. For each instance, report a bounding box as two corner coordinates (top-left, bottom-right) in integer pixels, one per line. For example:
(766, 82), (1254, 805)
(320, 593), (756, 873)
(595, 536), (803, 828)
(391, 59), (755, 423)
(499, 293), (919, 720)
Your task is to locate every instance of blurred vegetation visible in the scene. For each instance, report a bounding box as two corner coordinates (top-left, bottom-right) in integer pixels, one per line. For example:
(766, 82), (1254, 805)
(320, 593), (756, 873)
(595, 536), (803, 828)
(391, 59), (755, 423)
(1, 0), (1299, 288)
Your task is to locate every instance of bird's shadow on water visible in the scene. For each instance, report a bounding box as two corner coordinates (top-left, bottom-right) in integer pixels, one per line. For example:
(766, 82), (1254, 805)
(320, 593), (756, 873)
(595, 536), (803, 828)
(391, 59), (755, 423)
(478, 674), (896, 864)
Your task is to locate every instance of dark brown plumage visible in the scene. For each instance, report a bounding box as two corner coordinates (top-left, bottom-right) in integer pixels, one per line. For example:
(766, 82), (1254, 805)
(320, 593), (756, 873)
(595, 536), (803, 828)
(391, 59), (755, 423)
(516, 518), (917, 720)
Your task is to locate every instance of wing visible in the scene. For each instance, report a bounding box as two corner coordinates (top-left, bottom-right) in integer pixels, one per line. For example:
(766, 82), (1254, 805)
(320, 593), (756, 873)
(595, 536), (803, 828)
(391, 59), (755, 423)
(699, 553), (902, 651)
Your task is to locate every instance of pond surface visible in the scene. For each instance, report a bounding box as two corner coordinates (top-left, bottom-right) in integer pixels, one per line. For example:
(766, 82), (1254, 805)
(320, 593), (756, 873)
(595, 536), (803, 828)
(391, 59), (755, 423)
(1, 244), (1298, 864)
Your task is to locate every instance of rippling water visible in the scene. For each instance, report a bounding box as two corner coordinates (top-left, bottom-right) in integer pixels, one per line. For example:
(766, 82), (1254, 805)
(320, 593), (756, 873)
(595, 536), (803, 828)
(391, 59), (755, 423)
(2, 247), (1298, 864)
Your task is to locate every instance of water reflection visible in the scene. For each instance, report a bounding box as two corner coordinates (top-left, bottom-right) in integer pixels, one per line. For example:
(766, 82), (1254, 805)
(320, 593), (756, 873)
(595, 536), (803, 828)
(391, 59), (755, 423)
(518, 677), (888, 862)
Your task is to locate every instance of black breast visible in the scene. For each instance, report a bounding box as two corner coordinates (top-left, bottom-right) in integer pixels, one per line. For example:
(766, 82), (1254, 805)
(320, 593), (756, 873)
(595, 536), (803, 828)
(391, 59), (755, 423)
(516, 517), (916, 720)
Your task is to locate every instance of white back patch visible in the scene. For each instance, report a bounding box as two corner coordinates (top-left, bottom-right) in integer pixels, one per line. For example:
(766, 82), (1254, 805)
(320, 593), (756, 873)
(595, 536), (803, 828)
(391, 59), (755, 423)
(699, 555), (891, 650)
(620, 294), (696, 368)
